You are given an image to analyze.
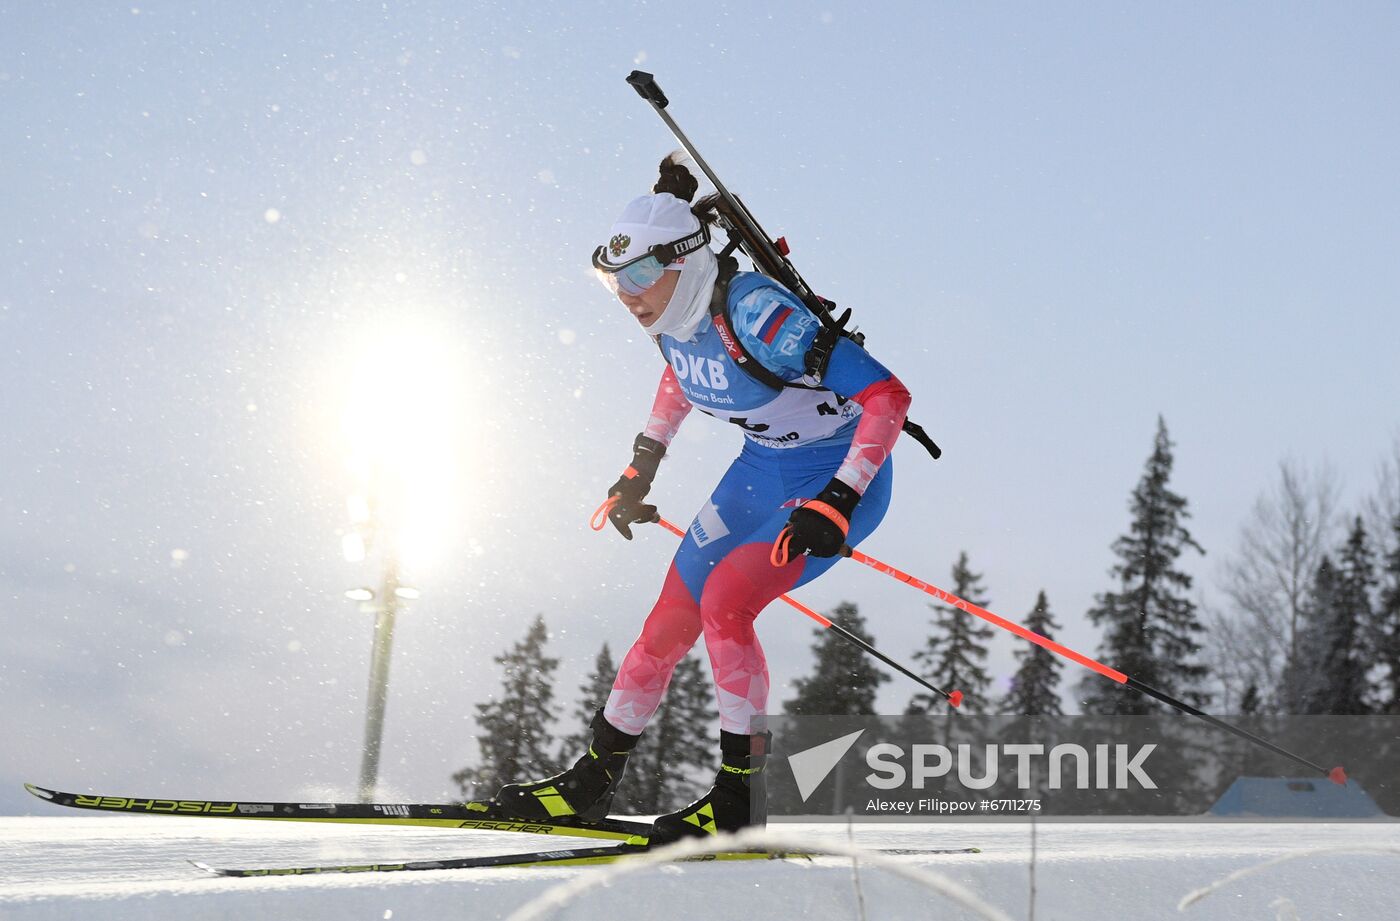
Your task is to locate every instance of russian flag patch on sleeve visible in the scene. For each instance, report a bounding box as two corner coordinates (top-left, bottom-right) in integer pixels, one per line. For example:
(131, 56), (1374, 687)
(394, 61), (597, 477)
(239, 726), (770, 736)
(757, 305), (793, 345)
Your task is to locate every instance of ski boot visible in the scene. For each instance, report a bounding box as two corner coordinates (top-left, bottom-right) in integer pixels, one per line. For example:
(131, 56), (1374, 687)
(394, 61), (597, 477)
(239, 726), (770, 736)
(648, 728), (770, 845)
(492, 709), (641, 823)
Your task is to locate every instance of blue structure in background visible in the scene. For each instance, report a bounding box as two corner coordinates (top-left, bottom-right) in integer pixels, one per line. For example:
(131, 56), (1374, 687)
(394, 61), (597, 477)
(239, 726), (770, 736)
(1210, 777), (1385, 818)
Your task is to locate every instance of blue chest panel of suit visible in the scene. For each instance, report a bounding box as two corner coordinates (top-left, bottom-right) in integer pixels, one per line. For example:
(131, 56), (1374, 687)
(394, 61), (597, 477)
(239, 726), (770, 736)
(658, 272), (862, 450)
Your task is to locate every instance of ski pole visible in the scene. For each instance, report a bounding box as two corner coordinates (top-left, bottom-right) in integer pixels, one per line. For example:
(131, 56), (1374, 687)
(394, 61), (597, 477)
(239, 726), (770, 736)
(588, 499), (961, 707)
(835, 543), (1349, 786)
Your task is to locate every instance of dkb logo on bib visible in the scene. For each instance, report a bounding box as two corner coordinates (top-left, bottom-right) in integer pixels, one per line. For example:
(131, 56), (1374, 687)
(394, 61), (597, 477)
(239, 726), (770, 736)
(669, 349), (730, 391)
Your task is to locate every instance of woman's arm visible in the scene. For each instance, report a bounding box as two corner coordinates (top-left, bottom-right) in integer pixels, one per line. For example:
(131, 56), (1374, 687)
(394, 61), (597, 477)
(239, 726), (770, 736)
(833, 375), (911, 494)
(822, 338), (912, 494)
(641, 364), (694, 447)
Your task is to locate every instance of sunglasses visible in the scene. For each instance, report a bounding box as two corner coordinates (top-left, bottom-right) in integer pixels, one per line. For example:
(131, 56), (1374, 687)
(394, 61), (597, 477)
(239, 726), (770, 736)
(592, 225), (710, 296)
(594, 251), (672, 297)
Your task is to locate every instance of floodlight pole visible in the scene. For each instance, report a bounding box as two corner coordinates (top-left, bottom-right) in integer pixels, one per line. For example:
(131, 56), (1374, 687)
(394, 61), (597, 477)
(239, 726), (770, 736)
(357, 554), (402, 802)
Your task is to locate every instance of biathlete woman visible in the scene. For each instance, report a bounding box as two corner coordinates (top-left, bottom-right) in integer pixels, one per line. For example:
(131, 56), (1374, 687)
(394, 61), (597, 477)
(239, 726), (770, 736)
(495, 155), (913, 843)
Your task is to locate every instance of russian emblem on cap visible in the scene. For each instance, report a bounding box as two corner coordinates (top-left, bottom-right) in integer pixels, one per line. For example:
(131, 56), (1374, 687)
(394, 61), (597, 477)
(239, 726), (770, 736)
(609, 234), (631, 259)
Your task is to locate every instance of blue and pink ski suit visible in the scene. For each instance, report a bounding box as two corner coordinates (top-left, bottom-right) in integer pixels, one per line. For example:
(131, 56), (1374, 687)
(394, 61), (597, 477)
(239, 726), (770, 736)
(603, 271), (911, 736)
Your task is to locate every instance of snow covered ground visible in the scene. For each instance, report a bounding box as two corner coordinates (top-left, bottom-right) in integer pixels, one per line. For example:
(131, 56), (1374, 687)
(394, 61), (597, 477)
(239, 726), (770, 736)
(1, 815), (1397, 920)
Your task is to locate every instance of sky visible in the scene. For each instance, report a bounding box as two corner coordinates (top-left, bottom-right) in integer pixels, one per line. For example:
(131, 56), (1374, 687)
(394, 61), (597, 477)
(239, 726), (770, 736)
(2, 1), (1398, 815)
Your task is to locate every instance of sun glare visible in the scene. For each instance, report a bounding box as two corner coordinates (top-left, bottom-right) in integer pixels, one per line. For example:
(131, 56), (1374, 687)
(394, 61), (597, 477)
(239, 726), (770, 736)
(340, 327), (468, 573)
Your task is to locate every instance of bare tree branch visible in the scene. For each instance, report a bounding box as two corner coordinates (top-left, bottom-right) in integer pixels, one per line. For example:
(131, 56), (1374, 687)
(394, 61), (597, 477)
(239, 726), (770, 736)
(1364, 431), (1400, 559)
(1214, 458), (1341, 712)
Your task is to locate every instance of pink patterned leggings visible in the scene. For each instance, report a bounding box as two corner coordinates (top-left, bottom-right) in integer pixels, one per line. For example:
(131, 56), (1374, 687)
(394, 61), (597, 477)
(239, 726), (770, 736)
(603, 445), (892, 736)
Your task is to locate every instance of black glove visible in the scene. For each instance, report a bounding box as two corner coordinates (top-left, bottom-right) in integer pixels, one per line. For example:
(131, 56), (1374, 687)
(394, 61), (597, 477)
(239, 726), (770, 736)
(606, 434), (666, 540)
(783, 477), (860, 559)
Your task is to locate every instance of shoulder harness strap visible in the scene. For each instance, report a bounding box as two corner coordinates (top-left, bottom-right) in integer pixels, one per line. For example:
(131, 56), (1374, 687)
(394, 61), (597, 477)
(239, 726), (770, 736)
(706, 251), (796, 392)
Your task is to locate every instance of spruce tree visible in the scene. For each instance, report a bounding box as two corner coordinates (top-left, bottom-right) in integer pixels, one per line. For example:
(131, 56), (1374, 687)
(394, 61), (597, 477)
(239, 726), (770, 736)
(557, 643), (617, 759)
(1336, 517), (1377, 712)
(1287, 520), (1374, 714)
(784, 602), (890, 716)
(1001, 591), (1064, 716)
(1283, 557), (1341, 713)
(910, 552), (995, 713)
(452, 615), (559, 796)
(1080, 417), (1208, 714)
(1377, 511), (1400, 713)
(617, 652), (713, 813)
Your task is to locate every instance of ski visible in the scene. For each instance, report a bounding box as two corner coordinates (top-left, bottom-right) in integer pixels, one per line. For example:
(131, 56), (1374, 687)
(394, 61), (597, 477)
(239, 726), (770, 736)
(24, 782), (648, 840)
(190, 843), (982, 876)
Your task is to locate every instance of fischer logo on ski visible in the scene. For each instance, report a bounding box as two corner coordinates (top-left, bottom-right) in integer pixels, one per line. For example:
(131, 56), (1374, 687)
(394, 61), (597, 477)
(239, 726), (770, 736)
(25, 782), (650, 840)
(74, 795), (239, 815)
